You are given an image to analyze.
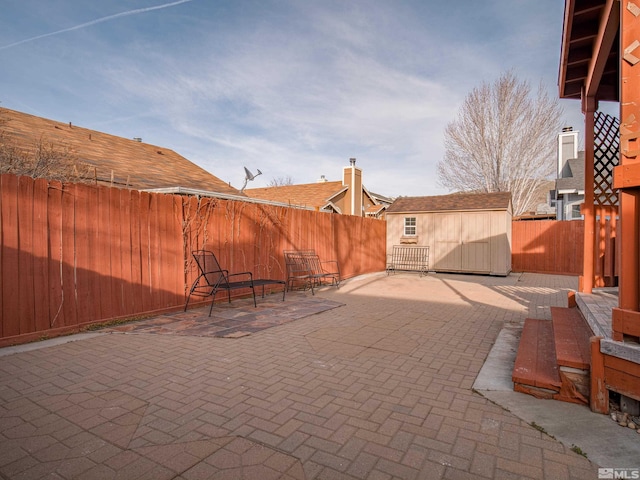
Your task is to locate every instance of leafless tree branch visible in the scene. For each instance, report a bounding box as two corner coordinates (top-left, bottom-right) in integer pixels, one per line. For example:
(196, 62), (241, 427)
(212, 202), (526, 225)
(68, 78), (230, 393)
(437, 71), (562, 216)
(0, 114), (95, 183)
(268, 176), (294, 187)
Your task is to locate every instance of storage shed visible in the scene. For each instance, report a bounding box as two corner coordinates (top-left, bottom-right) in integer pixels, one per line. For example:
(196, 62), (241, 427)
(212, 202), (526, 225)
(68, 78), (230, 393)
(386, 192), (512, 276)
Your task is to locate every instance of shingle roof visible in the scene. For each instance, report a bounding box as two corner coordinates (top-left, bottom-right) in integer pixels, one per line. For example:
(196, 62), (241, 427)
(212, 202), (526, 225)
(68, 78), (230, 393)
(365, 204), (386, 214)
(387, 192), (512, 213)
(556, 153), (585, 192)
(244, 181), (346, 209)
(0, 107), (240, 195)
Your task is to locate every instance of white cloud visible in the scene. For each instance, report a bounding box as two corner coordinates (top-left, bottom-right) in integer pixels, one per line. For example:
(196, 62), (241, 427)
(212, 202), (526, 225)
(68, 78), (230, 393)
(0, 0), (592, 197)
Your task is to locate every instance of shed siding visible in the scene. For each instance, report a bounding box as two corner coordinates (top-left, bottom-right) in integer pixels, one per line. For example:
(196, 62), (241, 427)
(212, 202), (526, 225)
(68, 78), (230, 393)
(490, 210), (512, 275)
(434, 213), (462, 271)
(387, 208), (511, 276)
(462, 212), (491, 272)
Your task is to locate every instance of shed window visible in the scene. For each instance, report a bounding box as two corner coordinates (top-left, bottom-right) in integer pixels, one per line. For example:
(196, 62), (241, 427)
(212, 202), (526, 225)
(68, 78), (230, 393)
(404, 217), (416, 236)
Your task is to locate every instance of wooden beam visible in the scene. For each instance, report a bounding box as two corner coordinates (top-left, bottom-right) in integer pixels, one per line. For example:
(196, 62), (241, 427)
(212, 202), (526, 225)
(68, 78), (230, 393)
(614, 162), (640, 188)
(590, 337), (608, 413)
(618, 0), (640, 331)
(581, 94), (597, 293)
(612, 307), (640, 338)
(586, 0), (620, 98)
(568, 45), (597, 65)
(604, 353), (640, 402)
(559, 0), (577, 98)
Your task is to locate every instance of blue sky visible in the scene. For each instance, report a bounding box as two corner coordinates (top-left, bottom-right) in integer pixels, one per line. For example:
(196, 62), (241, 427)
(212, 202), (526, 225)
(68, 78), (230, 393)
(0, 0), (616, 197)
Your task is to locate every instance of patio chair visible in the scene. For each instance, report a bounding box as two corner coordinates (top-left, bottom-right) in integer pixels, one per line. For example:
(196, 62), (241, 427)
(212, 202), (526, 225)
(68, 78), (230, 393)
(283, 250), (340, 295)
(184, 250), (256, 316)
(304, 253), (340, 288)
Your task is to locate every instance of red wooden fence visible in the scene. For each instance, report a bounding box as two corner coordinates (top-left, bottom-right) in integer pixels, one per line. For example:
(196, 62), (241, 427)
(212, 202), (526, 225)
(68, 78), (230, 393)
(512, 215), (618, 286)
(512, 219), (584, 275)
(0, 174), (386, 345)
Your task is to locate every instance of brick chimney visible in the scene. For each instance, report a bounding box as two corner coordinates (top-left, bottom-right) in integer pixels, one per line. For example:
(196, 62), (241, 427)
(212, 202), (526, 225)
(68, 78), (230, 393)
(343, 158), (363, 216)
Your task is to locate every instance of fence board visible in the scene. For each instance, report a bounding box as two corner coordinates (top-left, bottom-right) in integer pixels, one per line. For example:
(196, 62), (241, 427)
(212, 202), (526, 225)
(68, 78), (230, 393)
(139, 191), (153, 312)
(1, 175), (20, 336)
(33, 178), (50, 333)
(74, 183), (93, 323)
(119, 189), (134, 315)
(157, 193), (179, 308)
(18, 176), (35, 334)
(60, 184), (77, 326)
(86, 184), (102, 321)
(109, 187), (124, 317)
(172, 196), (186, 301)
(97, 186), (112, 320)
(148, 193), (163, 310)
(129, 189), (143, 313)
(181, 196), (198, 293)
(47, 181), (64, 330)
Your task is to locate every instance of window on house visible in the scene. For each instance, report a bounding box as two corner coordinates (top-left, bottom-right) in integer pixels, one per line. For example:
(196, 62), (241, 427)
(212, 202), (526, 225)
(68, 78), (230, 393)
(404, 217), (416, 236)
(570, 204), (582, 219)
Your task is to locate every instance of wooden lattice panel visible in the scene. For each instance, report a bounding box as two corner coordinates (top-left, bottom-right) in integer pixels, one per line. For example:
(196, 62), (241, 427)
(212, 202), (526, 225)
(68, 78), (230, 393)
(594, 111), (620, 206)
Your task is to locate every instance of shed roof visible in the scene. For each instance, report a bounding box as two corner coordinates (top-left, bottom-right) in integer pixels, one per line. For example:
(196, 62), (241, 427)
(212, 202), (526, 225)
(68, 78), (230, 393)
(0, 107), (240, 195)
(387, 192), (512, 213)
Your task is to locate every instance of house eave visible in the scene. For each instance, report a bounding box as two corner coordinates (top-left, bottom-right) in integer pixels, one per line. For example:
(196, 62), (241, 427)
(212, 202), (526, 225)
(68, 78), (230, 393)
(321, 201), (342, 214)
(142, 186), (315, 210)
(326, 186), (349, 203)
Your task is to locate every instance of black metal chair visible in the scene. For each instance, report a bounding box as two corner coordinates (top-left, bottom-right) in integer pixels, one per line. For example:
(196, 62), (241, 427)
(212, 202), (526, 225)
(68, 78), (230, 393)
(184, 250), (256, 316)
(283, 250), (340, 295)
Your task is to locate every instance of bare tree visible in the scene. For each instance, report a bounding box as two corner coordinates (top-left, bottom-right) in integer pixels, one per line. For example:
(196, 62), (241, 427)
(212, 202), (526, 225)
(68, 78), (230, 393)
(0, 114), (94, 183)
(437, 71), (563, 216)
(268, 175), (294, 187)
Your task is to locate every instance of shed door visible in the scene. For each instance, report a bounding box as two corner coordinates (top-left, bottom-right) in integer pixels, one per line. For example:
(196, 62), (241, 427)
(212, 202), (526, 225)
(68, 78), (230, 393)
(434, 213), (462, 270)
(461, 212), (490, 272)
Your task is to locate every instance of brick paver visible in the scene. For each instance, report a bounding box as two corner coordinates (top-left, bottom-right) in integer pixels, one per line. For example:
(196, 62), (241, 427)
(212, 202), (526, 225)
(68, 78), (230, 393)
(0, 272), (598, 479)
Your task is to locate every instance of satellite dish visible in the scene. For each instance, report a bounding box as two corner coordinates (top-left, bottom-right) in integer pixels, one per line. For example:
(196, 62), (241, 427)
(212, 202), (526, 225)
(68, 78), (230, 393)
(244, 166), (263, 181)
(240, 166), (263, 192)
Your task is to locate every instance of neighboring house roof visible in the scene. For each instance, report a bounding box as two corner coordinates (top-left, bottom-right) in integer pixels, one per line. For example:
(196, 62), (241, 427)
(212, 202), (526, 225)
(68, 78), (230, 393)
(0, 107), (241, 195)
(387, 192), (512, 213)
(369, 191), (394, 205)
(556, 153), (585, 193)
(366, 204), (387, 215)
(245, 181), (346, 210)
(245, 160), (390, 218)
